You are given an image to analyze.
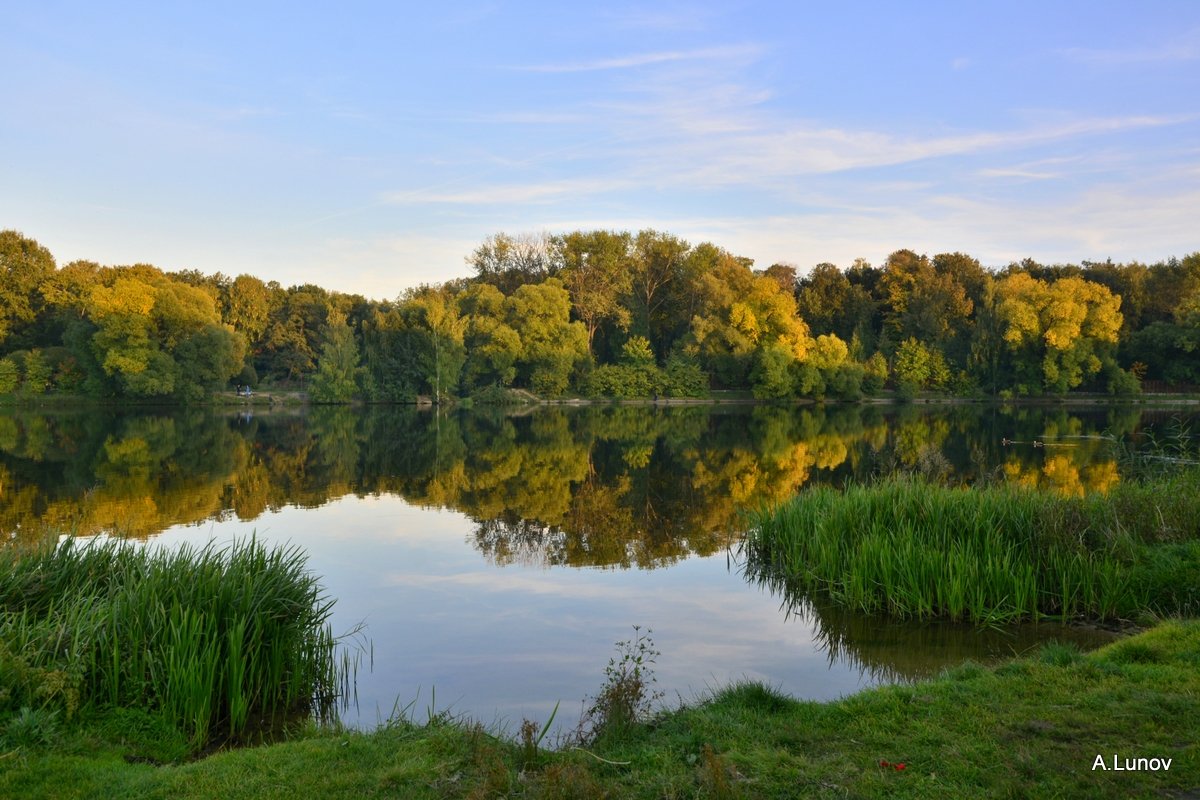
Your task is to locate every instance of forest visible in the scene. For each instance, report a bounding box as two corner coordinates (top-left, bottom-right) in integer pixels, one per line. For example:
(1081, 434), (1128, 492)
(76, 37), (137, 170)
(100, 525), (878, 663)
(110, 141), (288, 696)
(1, 228), (1198, 402)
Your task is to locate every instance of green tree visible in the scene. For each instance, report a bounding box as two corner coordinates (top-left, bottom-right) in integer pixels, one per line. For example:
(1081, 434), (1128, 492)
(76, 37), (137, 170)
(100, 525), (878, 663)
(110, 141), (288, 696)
(360, 306), (425, 401)
(630, 230), (689, 353)
(894, 337), (950, 393)
(505, 279), (589, 396)
(409, 287), (467, 402)
(88, 277), (169, 396)
(796, 263), (850, 337)
(880, 249), (973, 368)
(558, 230), (633, 354)
(223, 274), (273, 345)
(0, 230), (56, 347)
(460, 284), (522, 390)
(257, 285), (329, 381)
(750, 342), (795, 399)
(0, 357), (18, 394)
(309, 310), (365, 403)
(20, 349), (52, 394)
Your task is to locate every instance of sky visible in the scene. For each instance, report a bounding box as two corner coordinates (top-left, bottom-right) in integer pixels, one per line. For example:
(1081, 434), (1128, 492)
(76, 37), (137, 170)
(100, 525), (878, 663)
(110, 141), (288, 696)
(2, 1), (1198, 300)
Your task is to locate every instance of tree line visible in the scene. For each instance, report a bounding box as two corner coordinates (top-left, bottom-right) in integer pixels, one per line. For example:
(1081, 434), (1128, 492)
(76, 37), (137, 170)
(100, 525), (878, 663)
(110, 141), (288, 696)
(2, 228), (1197, 402)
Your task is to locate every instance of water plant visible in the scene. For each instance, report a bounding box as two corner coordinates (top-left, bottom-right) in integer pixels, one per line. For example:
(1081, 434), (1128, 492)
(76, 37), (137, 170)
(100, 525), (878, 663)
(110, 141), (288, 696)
(0, 536), (356, 751)
(743, 472), (1200, 623)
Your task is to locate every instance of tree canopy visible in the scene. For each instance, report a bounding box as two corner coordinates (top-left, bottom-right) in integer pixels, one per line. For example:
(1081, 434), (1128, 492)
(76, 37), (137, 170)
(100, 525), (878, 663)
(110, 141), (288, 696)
(2, 227), (1196, 402)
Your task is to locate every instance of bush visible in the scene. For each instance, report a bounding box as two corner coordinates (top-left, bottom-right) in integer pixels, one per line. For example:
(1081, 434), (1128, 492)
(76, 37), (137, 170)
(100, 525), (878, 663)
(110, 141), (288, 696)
(585, 364), (662, 398)
(793, 362), (824, 399)
(234, 362), (259, 390)
(825, 363), (864, 401)
(1107, 365), (1141, 396)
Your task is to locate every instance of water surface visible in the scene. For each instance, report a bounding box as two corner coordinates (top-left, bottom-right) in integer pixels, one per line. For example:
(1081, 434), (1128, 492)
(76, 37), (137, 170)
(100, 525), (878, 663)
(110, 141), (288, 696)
(2, 402), (1176, 733)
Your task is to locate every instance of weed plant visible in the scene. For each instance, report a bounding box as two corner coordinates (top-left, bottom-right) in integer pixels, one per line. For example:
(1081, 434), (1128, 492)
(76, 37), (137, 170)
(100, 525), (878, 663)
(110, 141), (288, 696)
(744, 471), (1200, 623)
(0, 536), (354, 751)
(574, 626), (664, 744)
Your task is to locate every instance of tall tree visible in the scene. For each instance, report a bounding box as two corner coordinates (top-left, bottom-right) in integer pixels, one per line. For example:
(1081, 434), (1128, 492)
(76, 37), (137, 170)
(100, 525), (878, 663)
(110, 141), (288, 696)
(467, 232), (559, 294)
(408, 287), (467, 402)
(796, 263), (851, 338)
(310, 309), (365, 402)
(630, 229), (689, 355)
(879, 249), (973, 369)
(557, 230), (633, 354)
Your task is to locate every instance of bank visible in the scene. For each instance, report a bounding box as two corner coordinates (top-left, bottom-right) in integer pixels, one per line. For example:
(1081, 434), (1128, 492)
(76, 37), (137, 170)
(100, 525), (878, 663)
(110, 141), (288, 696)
(1, 620), (1197, 799)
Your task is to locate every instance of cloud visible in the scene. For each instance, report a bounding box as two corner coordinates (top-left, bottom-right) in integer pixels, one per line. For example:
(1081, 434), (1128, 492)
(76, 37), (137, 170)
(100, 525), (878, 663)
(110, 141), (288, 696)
(512, 43), (763, 73)
(600, 6), (715, 32)
(652, 115), (1188, 185)
(381, 177), (632, 205)
(1059, 28), (1200, 65)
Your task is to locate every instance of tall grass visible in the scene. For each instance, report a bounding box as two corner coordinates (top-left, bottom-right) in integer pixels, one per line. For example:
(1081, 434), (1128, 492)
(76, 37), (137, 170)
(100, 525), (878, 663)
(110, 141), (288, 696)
(743, 472), (1200, 624)
(0, 537), (355, 750)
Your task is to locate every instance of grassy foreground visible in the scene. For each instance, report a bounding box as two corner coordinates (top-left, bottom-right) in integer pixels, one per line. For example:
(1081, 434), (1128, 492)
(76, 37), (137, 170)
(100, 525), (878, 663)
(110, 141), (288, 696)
(1, 620), (1197, 798)
(744, 473), (1200, 623)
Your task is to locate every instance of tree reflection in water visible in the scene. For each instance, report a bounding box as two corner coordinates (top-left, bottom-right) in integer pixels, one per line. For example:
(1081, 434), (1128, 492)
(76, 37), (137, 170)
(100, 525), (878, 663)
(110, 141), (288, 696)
(0, 403), (1168, 563)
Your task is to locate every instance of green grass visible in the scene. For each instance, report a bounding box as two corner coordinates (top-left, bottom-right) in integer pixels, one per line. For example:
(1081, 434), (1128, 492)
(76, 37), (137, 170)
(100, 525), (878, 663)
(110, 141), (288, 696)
(2, 620), (1197, 798)
(0, 536), (354, 752)
(743, 473), (1200, 623)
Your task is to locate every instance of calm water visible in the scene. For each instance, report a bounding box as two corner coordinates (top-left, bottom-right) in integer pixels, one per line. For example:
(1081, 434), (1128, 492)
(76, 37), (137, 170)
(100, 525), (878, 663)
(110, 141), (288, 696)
(3, 402), (1186, 734)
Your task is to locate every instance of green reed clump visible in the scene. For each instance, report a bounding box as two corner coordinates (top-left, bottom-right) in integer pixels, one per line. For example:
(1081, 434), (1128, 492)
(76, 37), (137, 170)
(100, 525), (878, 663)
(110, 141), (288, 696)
(743, 473), (1200, 624)
(0, 537), (352, 751)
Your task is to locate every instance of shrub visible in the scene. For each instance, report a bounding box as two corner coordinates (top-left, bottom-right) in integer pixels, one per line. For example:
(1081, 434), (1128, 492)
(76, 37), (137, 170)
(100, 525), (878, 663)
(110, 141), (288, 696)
(585, 364), (661, 398)
(825, 363), (864, 401)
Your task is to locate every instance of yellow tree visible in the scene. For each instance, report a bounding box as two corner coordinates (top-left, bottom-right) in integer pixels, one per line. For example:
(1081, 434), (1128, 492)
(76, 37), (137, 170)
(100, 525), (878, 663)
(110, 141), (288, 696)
(687, 252), (813, 389)
(996, 273), (1122, 393)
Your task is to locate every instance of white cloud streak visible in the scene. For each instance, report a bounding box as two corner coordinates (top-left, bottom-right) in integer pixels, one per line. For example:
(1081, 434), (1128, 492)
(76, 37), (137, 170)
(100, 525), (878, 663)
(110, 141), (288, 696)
(1060, 28), (1200, 65)
(381, 177), (633, 205)
(512, 43), (763, 72)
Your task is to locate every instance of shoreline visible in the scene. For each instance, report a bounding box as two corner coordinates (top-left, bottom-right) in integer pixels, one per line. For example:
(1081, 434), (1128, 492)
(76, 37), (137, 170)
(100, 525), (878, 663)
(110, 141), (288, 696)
(4, 619), (1196, 798)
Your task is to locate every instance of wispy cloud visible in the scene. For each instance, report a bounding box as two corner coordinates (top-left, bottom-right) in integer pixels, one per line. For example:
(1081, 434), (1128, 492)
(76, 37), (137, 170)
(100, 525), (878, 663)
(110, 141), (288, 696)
(600, 6), (716, 32)
(634, 114), (1188, 188)
(512, 43), (763, 73)
(382, 177), (631, 206)
(1060, 28), (1200, 64)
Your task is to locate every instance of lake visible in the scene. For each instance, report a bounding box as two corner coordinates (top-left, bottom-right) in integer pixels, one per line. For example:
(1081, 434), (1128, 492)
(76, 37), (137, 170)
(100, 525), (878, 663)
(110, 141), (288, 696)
(2, 401), (1186, 736)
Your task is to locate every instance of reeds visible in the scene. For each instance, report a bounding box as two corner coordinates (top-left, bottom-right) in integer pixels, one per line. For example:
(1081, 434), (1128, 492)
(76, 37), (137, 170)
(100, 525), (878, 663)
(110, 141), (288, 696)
(0, 537), (354, 750)
(743, 474), (1200, 623)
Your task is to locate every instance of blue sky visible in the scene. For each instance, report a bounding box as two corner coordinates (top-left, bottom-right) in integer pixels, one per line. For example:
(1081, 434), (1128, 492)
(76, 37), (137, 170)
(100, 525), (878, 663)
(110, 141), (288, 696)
(3, 1), (1198, 299)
